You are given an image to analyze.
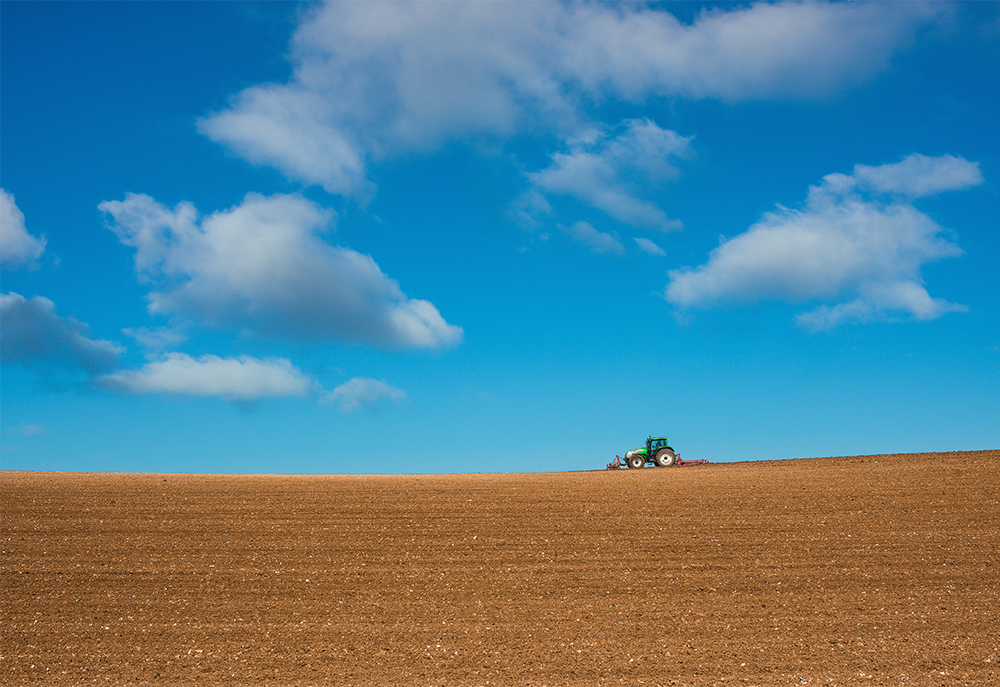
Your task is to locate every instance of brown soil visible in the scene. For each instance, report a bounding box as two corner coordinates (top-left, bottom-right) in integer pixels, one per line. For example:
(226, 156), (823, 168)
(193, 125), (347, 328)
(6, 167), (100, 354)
(2, 451), (998, 686)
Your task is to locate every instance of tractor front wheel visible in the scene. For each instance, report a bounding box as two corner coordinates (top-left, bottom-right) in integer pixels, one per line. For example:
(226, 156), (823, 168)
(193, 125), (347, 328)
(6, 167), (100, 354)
(626, 454), (645, 469)
(654, 447), (677, 467)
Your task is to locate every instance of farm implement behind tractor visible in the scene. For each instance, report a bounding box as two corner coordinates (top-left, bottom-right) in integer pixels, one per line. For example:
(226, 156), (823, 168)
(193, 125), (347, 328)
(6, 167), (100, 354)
(606, 435), (710, 469)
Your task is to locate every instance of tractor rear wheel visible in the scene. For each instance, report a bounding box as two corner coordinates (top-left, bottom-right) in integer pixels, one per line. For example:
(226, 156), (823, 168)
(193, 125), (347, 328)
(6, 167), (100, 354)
(654, 447), (676, 467)
(627, 454), (645, 469)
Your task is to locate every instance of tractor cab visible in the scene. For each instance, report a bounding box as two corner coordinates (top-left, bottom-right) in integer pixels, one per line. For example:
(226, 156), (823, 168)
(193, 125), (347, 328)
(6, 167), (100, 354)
(647, 436), (669, 452)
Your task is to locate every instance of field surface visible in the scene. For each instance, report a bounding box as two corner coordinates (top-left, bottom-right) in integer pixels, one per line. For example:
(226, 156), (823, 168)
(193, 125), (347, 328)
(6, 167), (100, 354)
(2, 451), (998, 686)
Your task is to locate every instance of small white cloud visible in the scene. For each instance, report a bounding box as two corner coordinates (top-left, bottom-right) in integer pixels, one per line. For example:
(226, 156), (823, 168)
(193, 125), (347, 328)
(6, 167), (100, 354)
(0, 292), (122, 373)
(509, 189), (553, 230)
(527, 120), (689, 231)
(122, 326), (188, 354)
(9, 423), (46, 437)
(99, 353), (315, 402)
(634, 237), (666, 256)
(1, 189), (46, 268)
(322, 377), (407, 413)
(99, 192), (462, 349)
(561, 222), (625, 256)
(851, 153), (983, 198)
(794, 282), (968, 331)
(664, 154), (981, 327)
(198, 86), (375, 200)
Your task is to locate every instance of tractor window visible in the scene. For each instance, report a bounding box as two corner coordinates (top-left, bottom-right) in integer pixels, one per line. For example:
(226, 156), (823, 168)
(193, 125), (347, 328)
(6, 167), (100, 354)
(650, 439), (664, 449)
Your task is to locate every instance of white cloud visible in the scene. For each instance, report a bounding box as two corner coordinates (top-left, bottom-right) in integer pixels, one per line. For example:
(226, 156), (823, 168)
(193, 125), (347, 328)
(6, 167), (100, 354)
(839, 153), (983, 198)
(199, 1), (936, 196)
(0, 292), (122, 373)
(99, 192), (462, 349)
(9, 423), (45, 437)
(510, 189), (553, 230)
(1, 189), (46, 268)
(122, 326), (188, 354)
(794, 281), (966, 330)
(561, 222), (625, 256)
(99, 353), (315, 402)
(634, 237), (666, 256)
(527, 120), (690, 231)
(322, 377), (407, 413)
(198, 86), (375, 200)
(664, 154), (981, 328)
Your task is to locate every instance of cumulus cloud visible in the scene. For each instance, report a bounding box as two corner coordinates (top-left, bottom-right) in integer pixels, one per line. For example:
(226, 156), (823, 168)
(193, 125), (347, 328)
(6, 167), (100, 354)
(199, 1), (936, 196)
(561, 221), (625, 256)
(99, 192), (462, 349)
(0, 292), (123, 373)
(526, 120), (690, 231)
(322, 377), (407, 413)
(1, 189), (46, 268)
(664, 154), (982, 328)
(99, 353), (315, 402)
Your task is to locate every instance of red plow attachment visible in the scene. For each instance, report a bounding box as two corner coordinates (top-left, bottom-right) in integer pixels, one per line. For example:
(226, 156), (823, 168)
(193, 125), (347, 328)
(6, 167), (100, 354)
(676, 456), (710, 466)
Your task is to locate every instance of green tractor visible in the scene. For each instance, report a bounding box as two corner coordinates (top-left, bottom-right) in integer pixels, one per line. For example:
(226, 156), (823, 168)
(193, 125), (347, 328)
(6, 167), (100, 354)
(606, 435), (707, 470)
(623, 436), (677, 468)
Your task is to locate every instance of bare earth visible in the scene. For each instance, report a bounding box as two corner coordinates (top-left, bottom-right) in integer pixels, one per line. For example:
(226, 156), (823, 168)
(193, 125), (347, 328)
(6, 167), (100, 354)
(2, 450), (998, 686)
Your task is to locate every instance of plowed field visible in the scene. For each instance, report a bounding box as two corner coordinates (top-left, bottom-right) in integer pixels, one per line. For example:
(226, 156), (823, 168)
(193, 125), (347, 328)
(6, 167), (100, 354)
(2, 450), (998, 686)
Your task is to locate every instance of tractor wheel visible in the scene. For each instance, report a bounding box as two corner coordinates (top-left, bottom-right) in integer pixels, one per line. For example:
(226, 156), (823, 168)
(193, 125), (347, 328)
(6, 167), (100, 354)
(654, 447), (677, 467)
(626, 454), (645, 469)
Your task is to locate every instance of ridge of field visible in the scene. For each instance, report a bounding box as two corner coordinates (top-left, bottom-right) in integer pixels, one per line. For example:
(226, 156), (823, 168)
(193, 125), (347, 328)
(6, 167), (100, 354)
(3, 450), (998, 686)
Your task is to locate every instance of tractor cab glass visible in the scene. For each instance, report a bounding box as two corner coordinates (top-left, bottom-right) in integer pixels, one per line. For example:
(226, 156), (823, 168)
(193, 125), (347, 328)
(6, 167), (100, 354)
(649, 438), (666, 450)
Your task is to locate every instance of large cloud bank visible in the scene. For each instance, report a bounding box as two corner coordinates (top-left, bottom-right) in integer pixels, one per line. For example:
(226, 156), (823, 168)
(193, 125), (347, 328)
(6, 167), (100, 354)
(665, 154), (983, 329)
(99, 192), (462, 348)
(199, 1), (936, 198)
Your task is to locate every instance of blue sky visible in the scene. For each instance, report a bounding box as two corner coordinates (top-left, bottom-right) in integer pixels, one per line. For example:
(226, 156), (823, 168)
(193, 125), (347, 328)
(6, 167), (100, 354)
(2, 1), (997, 475)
